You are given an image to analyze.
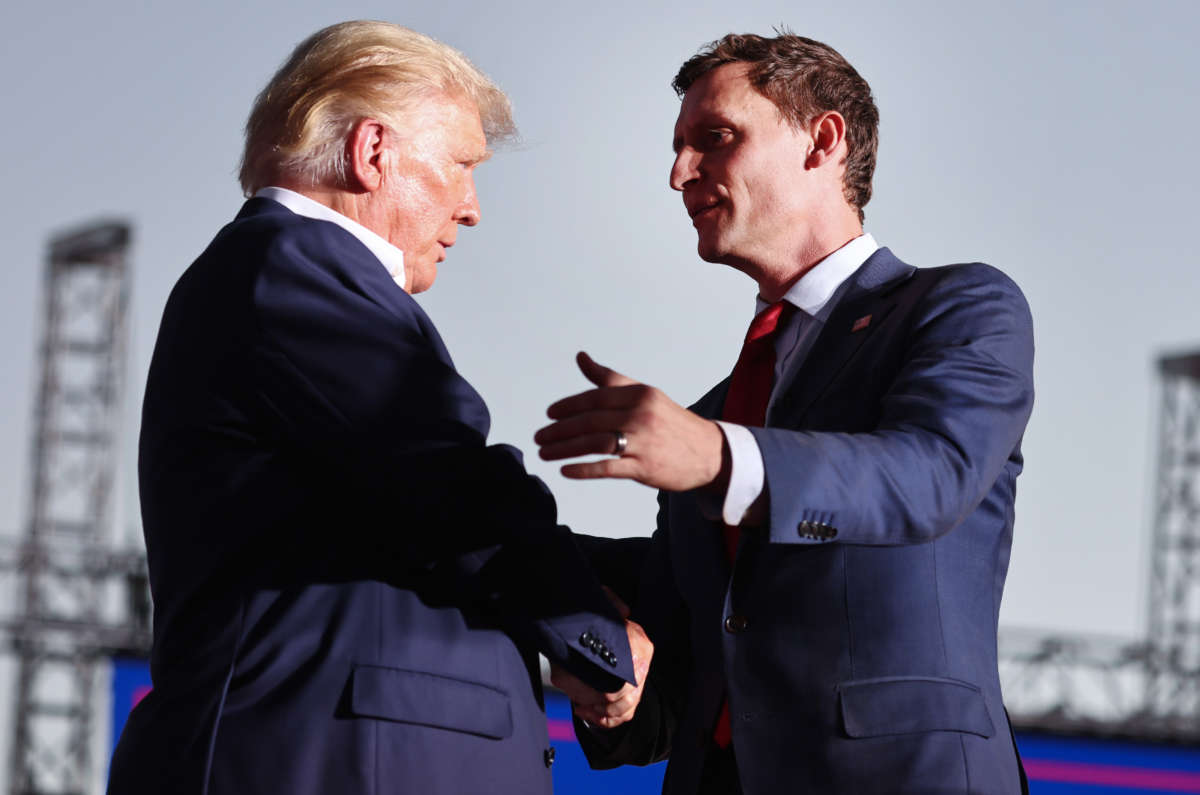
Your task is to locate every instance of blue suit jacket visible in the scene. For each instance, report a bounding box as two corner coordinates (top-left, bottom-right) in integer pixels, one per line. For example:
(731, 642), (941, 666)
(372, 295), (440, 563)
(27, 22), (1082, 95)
(580, 249), (1034, 794)
(108, 198), (634, 795)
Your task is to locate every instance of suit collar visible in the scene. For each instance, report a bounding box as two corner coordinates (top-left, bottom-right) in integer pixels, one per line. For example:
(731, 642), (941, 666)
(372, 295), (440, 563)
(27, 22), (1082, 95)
(767, 232), (879, 316)
(234, 197), (408, 311)
(767, 248), (915, 426)
(235, 195), (291, 221)
(253, 187), (408, 289)
(233, 197), (451, 360)
(845, 246), (915, 295)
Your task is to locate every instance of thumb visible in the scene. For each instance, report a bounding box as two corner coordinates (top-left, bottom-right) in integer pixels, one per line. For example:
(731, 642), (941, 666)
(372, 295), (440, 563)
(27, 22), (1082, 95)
(577, 351), (637, 388)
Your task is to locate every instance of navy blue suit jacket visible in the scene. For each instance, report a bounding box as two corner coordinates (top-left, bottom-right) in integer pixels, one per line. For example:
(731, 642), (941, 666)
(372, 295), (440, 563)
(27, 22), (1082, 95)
(580, 249), (1034, 794)
(108, 198), (634, 795)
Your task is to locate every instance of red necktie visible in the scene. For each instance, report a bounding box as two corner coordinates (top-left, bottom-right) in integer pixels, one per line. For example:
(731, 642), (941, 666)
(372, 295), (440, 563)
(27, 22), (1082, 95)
(713, 300), (792, 749)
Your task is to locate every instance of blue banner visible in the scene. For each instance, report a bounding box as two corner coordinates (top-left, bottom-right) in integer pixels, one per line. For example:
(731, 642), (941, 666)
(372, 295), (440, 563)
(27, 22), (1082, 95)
(108, 657), (1200, 793)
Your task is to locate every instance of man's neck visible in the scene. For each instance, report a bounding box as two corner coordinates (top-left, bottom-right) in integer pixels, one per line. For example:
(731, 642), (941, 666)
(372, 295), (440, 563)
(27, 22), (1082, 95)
(756, 219), (864, 303)
(275, 182), (372, 228)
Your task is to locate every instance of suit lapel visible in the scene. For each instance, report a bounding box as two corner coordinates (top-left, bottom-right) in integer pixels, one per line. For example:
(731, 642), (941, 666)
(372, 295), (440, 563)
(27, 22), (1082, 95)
(691, 377), (731, 421)
(768, 248), (916, 428)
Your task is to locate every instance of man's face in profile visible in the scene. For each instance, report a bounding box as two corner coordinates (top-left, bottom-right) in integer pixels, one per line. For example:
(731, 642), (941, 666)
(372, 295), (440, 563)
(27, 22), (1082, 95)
(670, 63), (816, 273)
(379, 93), (491, 293)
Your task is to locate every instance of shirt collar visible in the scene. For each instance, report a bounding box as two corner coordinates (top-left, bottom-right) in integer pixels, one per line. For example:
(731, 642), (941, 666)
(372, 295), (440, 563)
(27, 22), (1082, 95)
(757, 232), (879, 316)
(254, 186), (407, 290)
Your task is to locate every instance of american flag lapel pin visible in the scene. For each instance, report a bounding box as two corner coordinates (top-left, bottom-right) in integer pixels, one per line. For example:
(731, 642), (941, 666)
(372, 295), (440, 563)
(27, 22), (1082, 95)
(851, 314), (872, 333)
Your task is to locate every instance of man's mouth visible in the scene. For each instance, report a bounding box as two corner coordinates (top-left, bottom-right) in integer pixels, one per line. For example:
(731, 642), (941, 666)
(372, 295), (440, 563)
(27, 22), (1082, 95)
(688, 199), (721, 222)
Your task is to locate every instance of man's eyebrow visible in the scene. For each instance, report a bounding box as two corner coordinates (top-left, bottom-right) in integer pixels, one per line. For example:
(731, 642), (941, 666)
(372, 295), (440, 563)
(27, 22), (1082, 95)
(672, 135), (683, 154)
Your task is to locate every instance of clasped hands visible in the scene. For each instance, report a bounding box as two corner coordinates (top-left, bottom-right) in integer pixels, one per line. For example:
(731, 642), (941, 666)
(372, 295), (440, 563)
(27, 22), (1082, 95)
(550, 589), (652, 728)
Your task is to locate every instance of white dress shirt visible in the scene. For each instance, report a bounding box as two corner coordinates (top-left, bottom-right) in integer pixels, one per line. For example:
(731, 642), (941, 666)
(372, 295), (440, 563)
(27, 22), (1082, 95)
(255, 186), (407, 289)
(717, 233), (880, 525)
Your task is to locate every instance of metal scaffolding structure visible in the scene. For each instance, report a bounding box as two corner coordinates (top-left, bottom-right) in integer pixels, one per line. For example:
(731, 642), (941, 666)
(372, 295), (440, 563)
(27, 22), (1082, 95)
(1146, 352), (1200, 726)
(1000, 629), (1150, 731)
(1000, 350), (1200, 743)
(2, 222), (150, 795)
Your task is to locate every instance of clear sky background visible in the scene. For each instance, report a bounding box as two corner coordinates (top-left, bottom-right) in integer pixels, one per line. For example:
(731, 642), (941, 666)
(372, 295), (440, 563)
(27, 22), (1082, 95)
(1, 0), (1198, 785)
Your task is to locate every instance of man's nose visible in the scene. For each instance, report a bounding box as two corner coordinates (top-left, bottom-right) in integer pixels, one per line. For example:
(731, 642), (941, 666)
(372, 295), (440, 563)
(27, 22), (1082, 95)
(669, 148), (700, 192)
(456, 180), (481, 226)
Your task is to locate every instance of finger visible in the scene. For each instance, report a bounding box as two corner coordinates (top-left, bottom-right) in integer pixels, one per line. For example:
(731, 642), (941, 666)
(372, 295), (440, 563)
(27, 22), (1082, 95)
(574, 693), (630, 719)
(560, 457), (641, 480)
(601, 586), (631, 619)
(592, 715), (633, 730)
(581, 687), (641, 720)
(577, 351), (639, 389)
(597, 682), (635, 704)
(539, 432), (628, 462)
(579, 691), (633, 718)
(633, 653), (651, 682)
(576, 705), (615, 726)
(545, 384), (645, 421)
(550, 667), (583, 697)
(586, 704), (638, 728)
(534, 410), (629, 446)
(600, 688), (640, 714)
(586, 713), (621, 729)
(575, 705), (614, 726)
(565, 689), (607, 711)
(551, 669), (602, 706)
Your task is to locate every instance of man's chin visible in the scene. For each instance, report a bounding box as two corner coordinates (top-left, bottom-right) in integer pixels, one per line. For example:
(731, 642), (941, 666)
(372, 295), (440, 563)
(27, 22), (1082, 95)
(695, 239), (724, 264)
(407, 263), (438, 294)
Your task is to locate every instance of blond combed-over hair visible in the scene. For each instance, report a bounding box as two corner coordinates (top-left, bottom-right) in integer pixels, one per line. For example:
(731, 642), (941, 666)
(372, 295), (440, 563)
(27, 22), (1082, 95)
(239, 20), (515, 196)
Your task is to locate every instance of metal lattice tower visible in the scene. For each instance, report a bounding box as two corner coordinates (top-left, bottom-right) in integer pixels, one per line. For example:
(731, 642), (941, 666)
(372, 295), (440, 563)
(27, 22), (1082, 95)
(999, 349), (1200, 742)
(1145, 351), (1200, 727)
(5, 221), (150, 795)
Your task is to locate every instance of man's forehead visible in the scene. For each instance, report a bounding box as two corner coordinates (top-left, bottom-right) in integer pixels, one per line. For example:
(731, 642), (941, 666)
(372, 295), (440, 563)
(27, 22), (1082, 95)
(449, 100), (490, 160)
(400, 91), (487, 152)
(683, 63), (755, 109)
(673, 63), (757, 143)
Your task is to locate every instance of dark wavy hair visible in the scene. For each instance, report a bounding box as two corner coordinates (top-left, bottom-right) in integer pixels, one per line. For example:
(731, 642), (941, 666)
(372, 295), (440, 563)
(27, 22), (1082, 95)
(674, 32), (879, 222)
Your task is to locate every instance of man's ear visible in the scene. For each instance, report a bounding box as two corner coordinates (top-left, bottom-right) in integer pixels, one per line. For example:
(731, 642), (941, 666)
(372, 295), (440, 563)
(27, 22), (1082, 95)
(805, 111), (847, 169)
(346, 118), (388, 193)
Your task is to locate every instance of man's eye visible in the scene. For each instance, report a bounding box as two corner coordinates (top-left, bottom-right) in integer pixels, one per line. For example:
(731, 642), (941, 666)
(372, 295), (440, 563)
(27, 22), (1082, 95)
(704, 130), (731, 147)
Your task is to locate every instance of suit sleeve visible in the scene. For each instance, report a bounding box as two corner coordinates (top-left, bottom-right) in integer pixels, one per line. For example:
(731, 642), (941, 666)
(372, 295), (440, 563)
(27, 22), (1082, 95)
(753, 264), (1035, 546)
(574, 495), (689, 768)
(245, 225), (635, 690)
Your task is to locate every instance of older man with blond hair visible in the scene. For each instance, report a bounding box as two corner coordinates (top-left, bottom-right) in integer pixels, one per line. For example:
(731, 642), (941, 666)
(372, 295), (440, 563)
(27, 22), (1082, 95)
(108, 21), (648, 795)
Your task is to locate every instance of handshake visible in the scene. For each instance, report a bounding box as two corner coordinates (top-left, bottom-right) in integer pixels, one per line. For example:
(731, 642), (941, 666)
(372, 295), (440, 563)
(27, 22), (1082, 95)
(551, 587), (654, 729)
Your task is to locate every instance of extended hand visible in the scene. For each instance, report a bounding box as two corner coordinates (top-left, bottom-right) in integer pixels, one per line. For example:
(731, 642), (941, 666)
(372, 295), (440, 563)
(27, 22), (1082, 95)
(534, 352), (727, 492)
(550, 590), (653, 728)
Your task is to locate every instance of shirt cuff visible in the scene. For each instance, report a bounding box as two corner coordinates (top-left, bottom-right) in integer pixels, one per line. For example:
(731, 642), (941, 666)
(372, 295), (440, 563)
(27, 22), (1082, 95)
(714, 420), (766, 526)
